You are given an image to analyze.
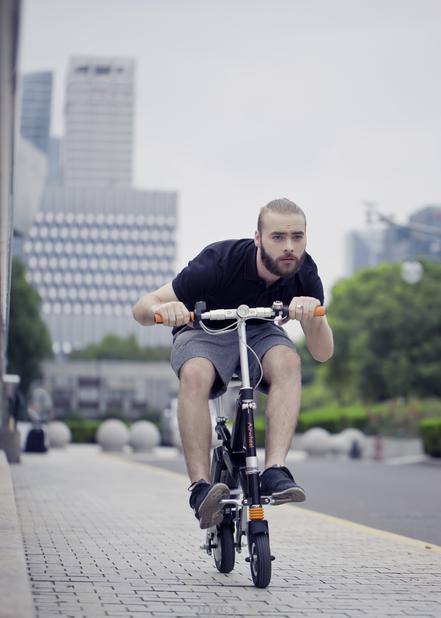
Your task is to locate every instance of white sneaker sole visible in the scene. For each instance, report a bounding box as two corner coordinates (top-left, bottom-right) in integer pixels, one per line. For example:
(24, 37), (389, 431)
(198, 483), (230, 529)
(264, 486), (306, 505)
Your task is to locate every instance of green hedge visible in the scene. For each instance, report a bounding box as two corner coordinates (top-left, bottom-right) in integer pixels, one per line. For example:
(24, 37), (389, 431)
(64, 419), (101, 443)
(254, 418), (266, 448)
(366, 398), (441, 437)
(253, 406), (368, 447)
(297, 406), (368, 433)
(419, 418), (441, 457)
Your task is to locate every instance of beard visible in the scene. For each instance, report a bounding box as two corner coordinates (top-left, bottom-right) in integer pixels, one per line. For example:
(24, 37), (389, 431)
(260, 242), (305, 279)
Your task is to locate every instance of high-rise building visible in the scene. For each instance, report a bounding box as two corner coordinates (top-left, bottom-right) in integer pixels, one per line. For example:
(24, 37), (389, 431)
(47, 137), (64, 185)
(23, 186), (177, 352)
(344, 229), (384, 276)
(64, 56), (134, 188)
(20, 71), (53, 155)
(346, 205), (441, 275)
(20, 55), (179, 358)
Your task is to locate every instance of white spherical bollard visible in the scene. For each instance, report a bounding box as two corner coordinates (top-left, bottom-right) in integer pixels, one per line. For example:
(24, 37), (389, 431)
(129, 421), (160, 452)
(47, 421), (71, 448)
(171, 425), (182, 451)
(329, 432), (352, 455)
(96, 419), (129, 452)
(302, 427), (332, 456)
(170, 415), (219, 450)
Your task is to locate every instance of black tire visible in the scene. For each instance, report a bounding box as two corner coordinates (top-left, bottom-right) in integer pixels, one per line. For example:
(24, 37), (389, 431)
(213, 523), (235, 573)
(249, 533), (272, 588)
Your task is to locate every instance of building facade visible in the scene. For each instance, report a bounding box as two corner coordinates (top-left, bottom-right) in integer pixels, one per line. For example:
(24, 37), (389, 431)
(20, 71), (53, 155)
(64, 56), (134, 188)
(346, 205), (441, 275)
(23, 185), (177, 352)
(43, 359), (178, 419)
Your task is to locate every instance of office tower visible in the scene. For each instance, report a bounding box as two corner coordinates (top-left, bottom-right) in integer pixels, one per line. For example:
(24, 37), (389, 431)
(47, 137), (64, 185)
(23, 186), (177, 352)
(20, 71), (53, 154)
(346, 205), (441, 275)
(64, 56), (134, 187)
(345, 229), (384, 276)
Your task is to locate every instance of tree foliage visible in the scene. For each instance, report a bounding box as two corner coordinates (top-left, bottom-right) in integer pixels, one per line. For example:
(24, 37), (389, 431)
(325, 260), (441, 402)
(70, 333), (171, 362)
(7, 258), (53, 394)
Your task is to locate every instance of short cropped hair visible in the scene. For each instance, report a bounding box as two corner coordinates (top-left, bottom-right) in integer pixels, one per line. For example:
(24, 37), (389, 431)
(257, 198), (306, 234)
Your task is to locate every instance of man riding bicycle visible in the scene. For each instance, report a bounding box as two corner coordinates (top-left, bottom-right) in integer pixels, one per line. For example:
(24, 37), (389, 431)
(133, 198), (334, 529)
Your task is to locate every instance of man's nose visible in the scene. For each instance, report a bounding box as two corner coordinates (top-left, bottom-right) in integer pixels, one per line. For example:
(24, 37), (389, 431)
(283, 239), (295, 253)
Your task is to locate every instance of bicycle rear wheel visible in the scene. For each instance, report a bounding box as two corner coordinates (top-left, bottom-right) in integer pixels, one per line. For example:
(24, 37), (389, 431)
(249, 533), (271, 588)
(213, 523), (235, 573)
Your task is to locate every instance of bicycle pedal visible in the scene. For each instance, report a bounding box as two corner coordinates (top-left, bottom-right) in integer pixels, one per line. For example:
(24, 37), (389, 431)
(200, 543), (216, 551)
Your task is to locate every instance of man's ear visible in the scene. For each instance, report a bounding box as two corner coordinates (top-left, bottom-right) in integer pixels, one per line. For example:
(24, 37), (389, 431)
(254, 230), (260, 248)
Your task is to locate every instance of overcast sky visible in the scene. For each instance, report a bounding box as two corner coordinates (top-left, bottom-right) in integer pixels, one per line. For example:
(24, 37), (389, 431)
(19, 0), (441, 304)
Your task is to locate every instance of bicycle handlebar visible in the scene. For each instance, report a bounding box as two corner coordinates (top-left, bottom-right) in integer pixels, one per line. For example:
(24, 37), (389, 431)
(154, 303), (326, 324)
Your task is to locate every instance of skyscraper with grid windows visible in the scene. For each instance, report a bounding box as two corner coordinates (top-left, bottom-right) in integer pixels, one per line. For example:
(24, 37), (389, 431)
(64, 56), (134, 188)
(20, 71), (53, 155)
(24, 186), (176, 353)
(22, 56), (177, 354)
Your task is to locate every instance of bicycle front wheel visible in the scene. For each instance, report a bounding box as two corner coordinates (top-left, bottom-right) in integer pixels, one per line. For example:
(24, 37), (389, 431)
(249, 533), (271, 588)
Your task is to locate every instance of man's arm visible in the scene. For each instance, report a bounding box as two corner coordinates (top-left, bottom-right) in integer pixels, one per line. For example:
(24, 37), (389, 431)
(132, 282), (191, 327)
(288, 296), (334, 362)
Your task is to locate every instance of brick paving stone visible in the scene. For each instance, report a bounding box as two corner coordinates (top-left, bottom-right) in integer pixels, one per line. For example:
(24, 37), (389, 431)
(10, 445), (441, 618)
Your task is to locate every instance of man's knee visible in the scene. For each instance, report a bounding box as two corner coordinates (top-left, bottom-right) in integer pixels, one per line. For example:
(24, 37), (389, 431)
(262, 346), (301, 383)
(179, 358), (216, 394)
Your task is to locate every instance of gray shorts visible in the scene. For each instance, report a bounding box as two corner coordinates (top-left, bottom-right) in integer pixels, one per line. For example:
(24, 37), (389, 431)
(171, 322), (295, 399)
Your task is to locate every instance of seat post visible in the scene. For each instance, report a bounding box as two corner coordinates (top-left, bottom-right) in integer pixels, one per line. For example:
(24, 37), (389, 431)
(211, 396), (224, 419)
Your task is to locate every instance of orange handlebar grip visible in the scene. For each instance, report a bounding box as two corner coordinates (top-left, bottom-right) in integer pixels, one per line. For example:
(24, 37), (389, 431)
(154, 312), (195, 324)
(314, 306), (327, 317)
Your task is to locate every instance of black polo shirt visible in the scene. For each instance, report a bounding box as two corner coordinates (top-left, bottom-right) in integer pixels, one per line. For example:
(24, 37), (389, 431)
(172, 239), (324, 329)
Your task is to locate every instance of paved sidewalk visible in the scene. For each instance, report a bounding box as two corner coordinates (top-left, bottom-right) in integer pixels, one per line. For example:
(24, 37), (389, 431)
(7, 445), (441, 618)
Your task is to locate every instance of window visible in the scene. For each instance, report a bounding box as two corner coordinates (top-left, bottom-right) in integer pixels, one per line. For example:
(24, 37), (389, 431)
(95, 65), (111, 75)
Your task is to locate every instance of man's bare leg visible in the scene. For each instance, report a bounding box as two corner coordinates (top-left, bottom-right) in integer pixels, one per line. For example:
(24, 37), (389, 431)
(177, 357), (216, 483)
(261, 345), (302, 468)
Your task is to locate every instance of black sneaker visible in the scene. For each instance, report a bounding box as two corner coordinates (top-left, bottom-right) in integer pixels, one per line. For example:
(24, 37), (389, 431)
(189, 480), (230, 529)
(260, 465), (306, 504)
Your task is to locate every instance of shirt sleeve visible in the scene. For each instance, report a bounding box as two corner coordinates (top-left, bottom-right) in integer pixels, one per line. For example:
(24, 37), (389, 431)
(172, 244), (221, 309)
(305, 273), (325, 305)
(298, 255), (325, 305)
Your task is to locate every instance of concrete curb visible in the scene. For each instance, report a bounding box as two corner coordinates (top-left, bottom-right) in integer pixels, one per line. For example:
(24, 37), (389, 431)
(0, 451), (35, 618)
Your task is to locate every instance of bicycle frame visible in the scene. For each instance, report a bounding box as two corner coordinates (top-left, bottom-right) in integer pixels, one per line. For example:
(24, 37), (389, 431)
(204, 304), (286, 563)
(155, 300), (325, 586)
(211, 316), (262, 507)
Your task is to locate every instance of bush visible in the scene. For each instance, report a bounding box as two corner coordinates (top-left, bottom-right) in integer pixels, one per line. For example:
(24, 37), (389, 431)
(297, 405), (368, 433)
(366, 398), (441, 437)
(254, 417), (266, 447)
(64, 419), (101, 443)
(252, 405), (368, 446)
(419, 418), (441, 457)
